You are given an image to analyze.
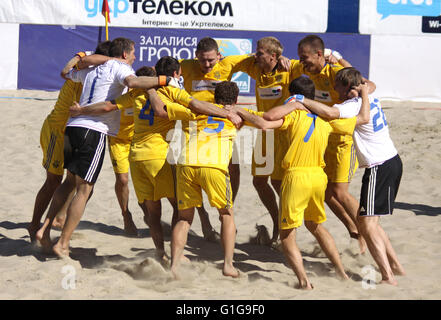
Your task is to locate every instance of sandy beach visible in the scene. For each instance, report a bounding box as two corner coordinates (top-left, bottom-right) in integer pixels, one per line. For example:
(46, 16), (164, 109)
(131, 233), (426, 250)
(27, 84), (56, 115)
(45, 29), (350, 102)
(0, 89), (440, 300)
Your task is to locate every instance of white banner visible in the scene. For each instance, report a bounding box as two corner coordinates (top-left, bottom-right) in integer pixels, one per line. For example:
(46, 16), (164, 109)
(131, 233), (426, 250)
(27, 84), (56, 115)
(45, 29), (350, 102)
(0, 0), (328, 32)
(360, 0), (441, 35)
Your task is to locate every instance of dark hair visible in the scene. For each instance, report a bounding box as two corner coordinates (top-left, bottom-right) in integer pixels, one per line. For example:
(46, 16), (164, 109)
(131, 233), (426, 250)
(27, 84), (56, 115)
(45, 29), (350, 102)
(298, 35), (325, 53)
(215, 81), (239, 105)
(109, 37), (135, 58)
(136, 66), (156, 77)
(289, 76), (315, 100)
(94, 41), (111, 56)
(154, 56), (180, 76)
(335, 67), (363, 88)
(196, 37), (219, 53)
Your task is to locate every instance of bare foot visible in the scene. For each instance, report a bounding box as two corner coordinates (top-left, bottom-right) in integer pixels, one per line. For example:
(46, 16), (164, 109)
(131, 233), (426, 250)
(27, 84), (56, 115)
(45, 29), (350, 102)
(202, 227), (220, 243)
(297, 282), (314, 290)
(170, 266), (181, 280)
(156, 250), (170, 268)
(380, 277), (398, 286)
(52, 242), (70, 259)
(337, 271), (350, 281)
(392, 265), (406, 276)
(35, 230), (53, 253)
(350, 232), (367, 255)
(123, 212), (138, 237)
(222, 264), (240, 278)
(52, 216), (66, 230)
(27, 224), (39, 243)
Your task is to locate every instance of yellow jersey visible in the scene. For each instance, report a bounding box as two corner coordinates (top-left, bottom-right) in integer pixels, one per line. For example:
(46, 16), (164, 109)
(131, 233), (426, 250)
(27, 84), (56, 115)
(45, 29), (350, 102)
(300, 63), (344, 106)
(279, 110), (356, 169)
(180, 54), (252, 103)
(47, 79), (83, 130)
(114, 86), (193, 162)
(168, 103), (236, 173)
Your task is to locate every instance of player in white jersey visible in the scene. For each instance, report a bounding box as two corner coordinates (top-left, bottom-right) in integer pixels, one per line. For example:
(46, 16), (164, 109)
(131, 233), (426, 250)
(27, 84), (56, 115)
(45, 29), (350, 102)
(36, 38), (170, 258)
(298, 67), (405, 286)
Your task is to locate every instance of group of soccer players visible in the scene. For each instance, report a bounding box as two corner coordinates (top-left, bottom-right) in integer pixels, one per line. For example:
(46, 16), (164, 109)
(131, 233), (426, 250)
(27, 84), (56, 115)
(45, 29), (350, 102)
(29, 34), (405, 288)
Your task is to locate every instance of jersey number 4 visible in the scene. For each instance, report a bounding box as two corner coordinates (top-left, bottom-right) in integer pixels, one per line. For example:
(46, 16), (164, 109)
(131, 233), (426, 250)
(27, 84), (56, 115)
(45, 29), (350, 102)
(139, 100), (154, 125)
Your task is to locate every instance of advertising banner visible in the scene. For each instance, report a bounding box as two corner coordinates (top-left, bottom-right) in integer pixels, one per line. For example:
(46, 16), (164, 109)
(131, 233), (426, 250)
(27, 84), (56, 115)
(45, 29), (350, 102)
(0, 0), (329, 32)
(359, 0), (441, 34)
(17, 25), (371, 94)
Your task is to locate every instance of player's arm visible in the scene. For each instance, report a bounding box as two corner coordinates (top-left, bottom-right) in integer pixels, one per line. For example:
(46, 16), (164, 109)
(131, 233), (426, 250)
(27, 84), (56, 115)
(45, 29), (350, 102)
(189, 99), (243, 129)
(146, 88), (168, 118)
(69, 100), (118, 117)
(263, 95), (308, 121)
(354, 83), (370, 126)
(60, 55), (82, 80)
(124, 74), (177, 90)
(75, 54), (113, 70)
(301, 98), (340, 120)
(233, 106), (283, 130)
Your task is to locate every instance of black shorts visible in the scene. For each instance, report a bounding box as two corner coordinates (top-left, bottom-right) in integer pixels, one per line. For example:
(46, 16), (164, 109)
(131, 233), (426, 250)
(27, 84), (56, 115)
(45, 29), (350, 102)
(359, 154), (403, 216)
(64, 126), (106, 184)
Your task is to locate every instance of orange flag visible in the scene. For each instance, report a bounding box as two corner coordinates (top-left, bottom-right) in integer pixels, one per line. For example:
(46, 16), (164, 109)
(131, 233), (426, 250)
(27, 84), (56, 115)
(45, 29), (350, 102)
(102, 0), (110, 23)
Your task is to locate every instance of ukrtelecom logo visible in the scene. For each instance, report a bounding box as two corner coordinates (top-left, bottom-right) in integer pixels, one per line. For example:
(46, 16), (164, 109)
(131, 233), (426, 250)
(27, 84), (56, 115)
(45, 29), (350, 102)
(377, 0), (441, 20)
(84, 0), (234, 19)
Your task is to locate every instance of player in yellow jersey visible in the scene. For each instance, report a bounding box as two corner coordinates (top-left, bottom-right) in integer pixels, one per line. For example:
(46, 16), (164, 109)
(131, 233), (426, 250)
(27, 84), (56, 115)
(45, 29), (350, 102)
(106, 66), (157, 238)
(296, 35), (375, 253)
(179, 37), (258, 241)
(231, 76), (371, 289)
(68, 57), (241, 262)
(28, 42), (112, 243)
(170, 81), (243, 279)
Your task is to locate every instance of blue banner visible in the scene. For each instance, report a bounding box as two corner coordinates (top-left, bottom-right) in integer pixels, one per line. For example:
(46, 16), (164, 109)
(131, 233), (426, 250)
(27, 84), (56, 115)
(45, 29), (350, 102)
(18, 24), (370, 96)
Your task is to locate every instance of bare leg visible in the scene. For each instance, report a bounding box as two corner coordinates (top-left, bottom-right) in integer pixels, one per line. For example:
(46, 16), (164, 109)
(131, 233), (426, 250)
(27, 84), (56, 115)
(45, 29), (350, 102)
(280, 228), (313, 290)
(326, 182), (367, 254)
(167, 197), (179, 230)
(305, 220), (349, 280)
(52, 176), (94, 258)
(253, 176), (279, 241)
(377, 221), (405, 276)
(270, 178), (281, 196)
(228, 161), (240, 202)
(145, 199), (166, 260)
(138, 201), (150, 227)
(170, 207), (195, 279)
(114, 172), (137, 237)
(28, 171), (63, 242)
(218, 208), (239, 278)
(36, 171), (76, 250)
(197, 205), (220, 242)
(358, 216), (397, 285)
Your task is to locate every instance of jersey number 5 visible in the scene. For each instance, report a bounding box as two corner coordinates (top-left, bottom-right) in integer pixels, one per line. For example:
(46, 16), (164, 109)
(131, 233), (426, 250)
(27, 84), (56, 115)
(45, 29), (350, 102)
(203, 116), (224, 133)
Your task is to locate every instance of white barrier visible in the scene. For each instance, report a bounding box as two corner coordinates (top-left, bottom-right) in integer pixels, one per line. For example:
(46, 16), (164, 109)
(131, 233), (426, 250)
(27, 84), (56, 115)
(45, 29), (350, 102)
(370, 34), (441, 102)
(0, 23), (19, 90)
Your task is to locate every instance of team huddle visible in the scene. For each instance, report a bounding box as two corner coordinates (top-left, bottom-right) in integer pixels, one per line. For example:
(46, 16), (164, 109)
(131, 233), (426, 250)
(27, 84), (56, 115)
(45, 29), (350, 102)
(29, 34), (405, 289)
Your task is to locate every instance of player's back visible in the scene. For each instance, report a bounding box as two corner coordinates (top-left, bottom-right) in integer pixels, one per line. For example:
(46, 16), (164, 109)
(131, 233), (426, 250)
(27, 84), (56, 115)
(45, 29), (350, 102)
(352, 97), (397, 168)
(67, 60), (135, 136)
(281, 110), (355, 169)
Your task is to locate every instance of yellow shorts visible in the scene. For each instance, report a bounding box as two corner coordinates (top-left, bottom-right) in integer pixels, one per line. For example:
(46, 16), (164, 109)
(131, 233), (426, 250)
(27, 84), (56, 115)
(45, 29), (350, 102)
(130, 159), (175, 203)
(176, 165), (233, 210)
(40, 118), (65, 176)
(108, 136), (131, 174)
(251, 130), (285, 179)
(324, 134), (358, 183)
(279, 167), (328, 230)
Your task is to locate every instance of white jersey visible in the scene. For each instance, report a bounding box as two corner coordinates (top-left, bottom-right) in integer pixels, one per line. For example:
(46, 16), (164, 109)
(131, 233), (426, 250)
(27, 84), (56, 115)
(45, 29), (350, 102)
(335, 95), (398, 168)
(66, 59), (135, 136)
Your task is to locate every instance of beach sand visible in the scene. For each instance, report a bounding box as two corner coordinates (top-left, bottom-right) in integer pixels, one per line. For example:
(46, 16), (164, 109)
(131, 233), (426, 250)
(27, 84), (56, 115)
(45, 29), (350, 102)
(0, 89), (440, 300)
